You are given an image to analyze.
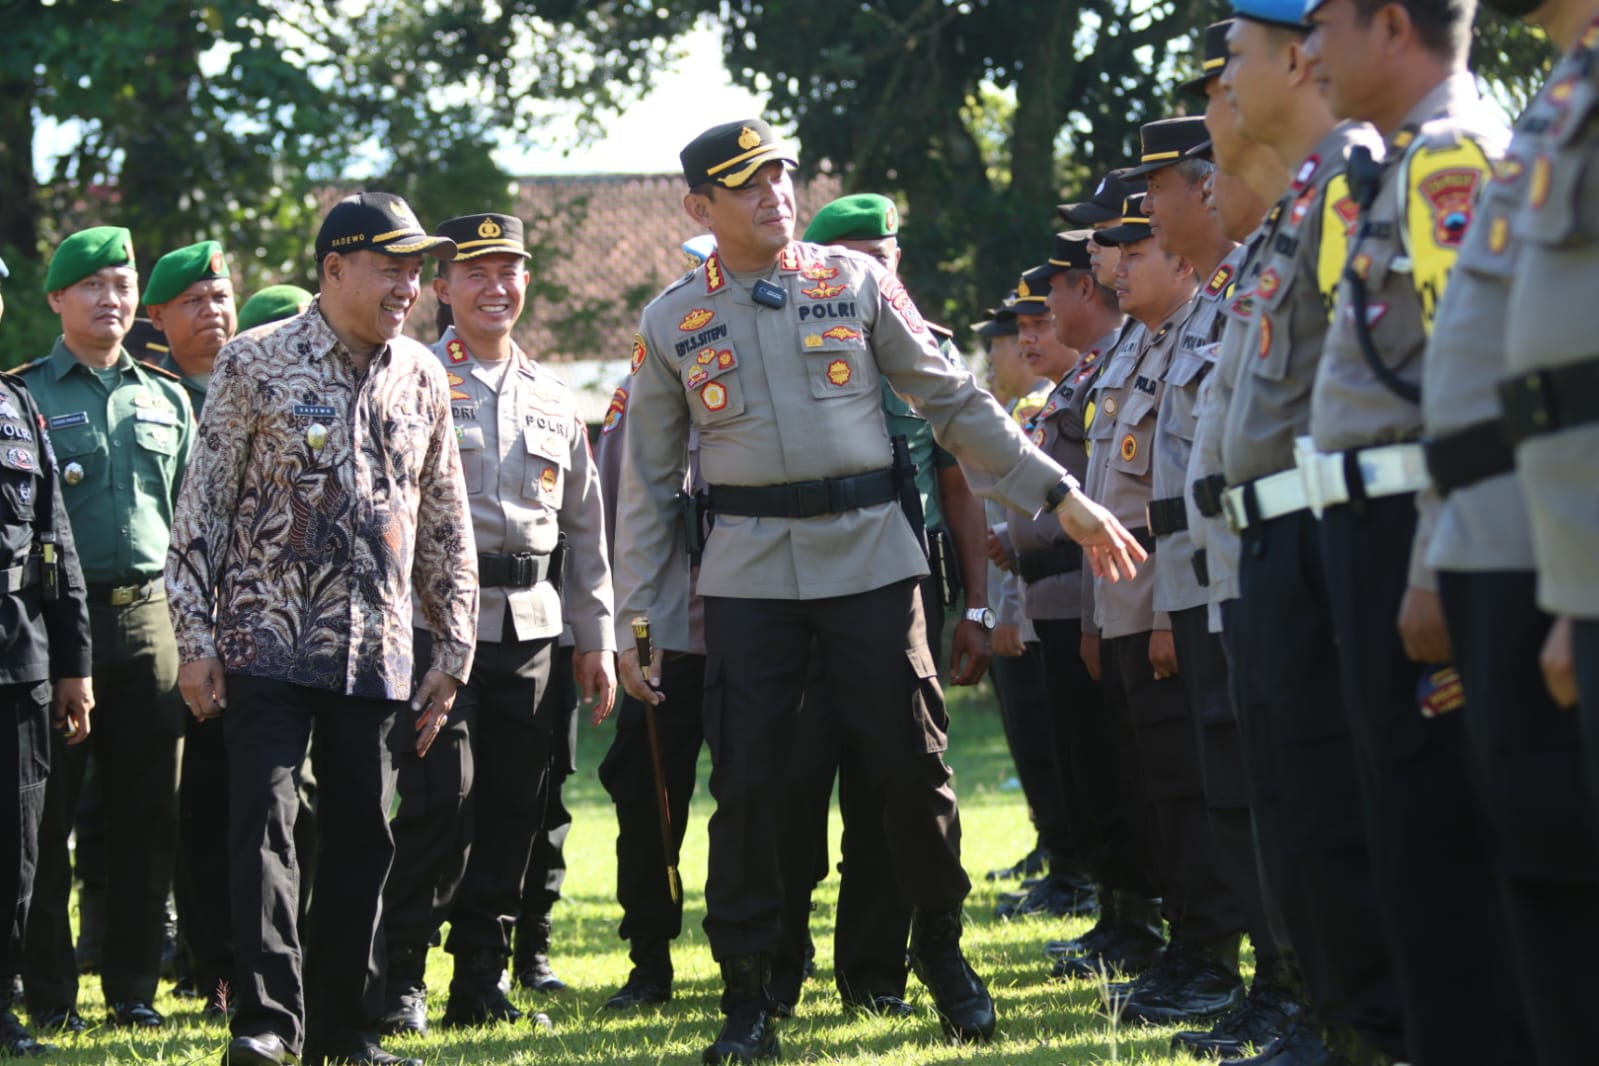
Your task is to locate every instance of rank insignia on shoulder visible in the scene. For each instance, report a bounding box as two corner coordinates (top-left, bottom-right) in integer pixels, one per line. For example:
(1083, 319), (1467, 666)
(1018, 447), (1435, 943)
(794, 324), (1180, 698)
(778, 246), (801, 272)
(825, 359), (853, 387)
(1205, 264), (1234, 297)
(704, 253), (726, 293)
(1257, 317), (1274, 359)
(679, 308), (715, 332)
(701, 381), (729, 411)
(631, 334), (648, 375)
(447, 338), (469, 364)
(1529, 156), (1551, 209)
(1487, 216), (1510, 255)
(1293, 155), (1319, 189)
(601, 386), (627, 435)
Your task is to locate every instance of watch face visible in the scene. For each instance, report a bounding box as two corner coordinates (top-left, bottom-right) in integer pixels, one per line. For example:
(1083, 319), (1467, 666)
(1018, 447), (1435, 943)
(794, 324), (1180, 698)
(968, 607), (995, 630)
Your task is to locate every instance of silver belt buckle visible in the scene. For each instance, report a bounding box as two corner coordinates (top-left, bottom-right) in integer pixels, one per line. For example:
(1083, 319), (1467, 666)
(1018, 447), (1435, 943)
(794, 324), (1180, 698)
(110, 584), (138, 606)
(1294, 437), (1330, 519)
(1221, 487), (1247, 534)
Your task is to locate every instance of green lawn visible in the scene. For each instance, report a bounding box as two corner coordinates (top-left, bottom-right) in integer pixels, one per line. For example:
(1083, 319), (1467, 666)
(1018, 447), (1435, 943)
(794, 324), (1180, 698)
(42, 678), (1233, 1065)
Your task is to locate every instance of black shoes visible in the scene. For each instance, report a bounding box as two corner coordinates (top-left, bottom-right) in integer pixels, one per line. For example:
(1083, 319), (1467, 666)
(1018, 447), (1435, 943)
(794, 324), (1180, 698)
(378, 981), (427, 1037)
(985, 844), (1048, 882)
(1173, 976), (1300, 1058)
(1218, 1019), (1350, 1065)
(996, 870), (1099, 920)
(1052, 927), (1166, 980)
(31, 1008), (85, 1034)
(604, 969), (673, 1010)
(109, 1001), (165, 1028)
(0, 1011), (50, 1058)
(908, 908), (997, 1044)
(513, 912), (567, 993)
(223, 1033), (296, 1066)
(1116, 942), (1245, 1026)
(513, 954), (566, 994)
(702, 956), (780, 1065)
(306, 1045), (422, 1066)
(841, 993), (916, 1018)
(440, 950), (522, 1028)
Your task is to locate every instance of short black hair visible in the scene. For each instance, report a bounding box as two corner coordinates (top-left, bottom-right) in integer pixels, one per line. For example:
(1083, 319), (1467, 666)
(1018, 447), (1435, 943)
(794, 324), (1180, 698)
(1351, 0), (1475, 61)
(1063, 267), (1121, 314)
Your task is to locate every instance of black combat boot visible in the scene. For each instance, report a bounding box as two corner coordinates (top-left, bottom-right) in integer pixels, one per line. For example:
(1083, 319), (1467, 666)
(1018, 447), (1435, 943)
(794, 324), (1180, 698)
(1119, 934), (1245, 1025)
(1046, 882), (1117, 960)
(512, 910), (566, 993)
(604, 940), (673, 1010)
(702, 956), (779, 1064)
(908, 908), (997, 1043)
(1052, 891), (1166, 980)
(440, 950), (522, 1028)
(379, 943), (429, 1036)
(1172, 952), (1301, 1058)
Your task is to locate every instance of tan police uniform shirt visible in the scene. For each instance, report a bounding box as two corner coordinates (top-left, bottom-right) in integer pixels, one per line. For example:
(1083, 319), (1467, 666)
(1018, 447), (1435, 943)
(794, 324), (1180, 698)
(1188, 236), (1267, 628)
(615, 242), (1066, 652)
(1088, 310), (1191, 640)
(1504, 23), (1599, 619)
(1081, 320), (1146, 633)
(1222, 122), (1381, 486)
(1008, 329), (1119, 623)
(429, 328), (613, 651)
(1155, 257), (1236, 615)
(594, 375), (706, 656)
(1421, 70), (1565, 577)
(1314, 74), (1507, 591)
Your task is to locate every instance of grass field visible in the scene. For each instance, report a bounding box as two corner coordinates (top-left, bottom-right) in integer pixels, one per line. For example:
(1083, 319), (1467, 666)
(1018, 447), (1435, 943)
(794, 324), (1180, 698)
(39, 677), (1238, 1065)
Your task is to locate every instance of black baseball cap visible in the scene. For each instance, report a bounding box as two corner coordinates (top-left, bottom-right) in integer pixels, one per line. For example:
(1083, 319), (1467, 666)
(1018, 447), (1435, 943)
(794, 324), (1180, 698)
(434, 213), (530, 261)
(315, 192), (456, 261)
(681, 119), (798, 189)
(1058, 168), (1147, 226)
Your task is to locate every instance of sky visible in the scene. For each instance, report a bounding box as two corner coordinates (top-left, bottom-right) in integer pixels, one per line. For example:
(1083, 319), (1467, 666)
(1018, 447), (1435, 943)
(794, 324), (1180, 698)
(33, 22), (773, 181)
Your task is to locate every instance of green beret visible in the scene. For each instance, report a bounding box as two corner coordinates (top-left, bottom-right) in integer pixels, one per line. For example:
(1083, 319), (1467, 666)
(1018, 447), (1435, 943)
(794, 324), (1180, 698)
(142, 240), (230, 307)
(44, 226), (135, 293)
(804, 194), (900, 244)
(238, 284), (314, 332)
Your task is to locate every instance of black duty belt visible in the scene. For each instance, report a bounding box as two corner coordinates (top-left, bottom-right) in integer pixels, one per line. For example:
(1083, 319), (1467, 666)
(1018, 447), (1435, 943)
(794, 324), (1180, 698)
(86, 577), (161, 608)
(1017, 542), (1083, 583)
(1132, 526), (1158, 555)
(1191, 549), (1210, 588)
(0, 557), (40, 595)
(477, 551), (554, 589)
(1499, 357), (1599, 444)
(707, 468), (897, 519)
(1146, 497), (1189, 536)
(1423, 419), (1513, 497)
(1191, 474), (1227, 519)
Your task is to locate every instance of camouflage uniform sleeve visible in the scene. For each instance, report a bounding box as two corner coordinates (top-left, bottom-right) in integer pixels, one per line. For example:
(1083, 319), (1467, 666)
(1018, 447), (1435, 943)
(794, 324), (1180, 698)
(614, 321), (693, 652)
(558, 410), (615, 653)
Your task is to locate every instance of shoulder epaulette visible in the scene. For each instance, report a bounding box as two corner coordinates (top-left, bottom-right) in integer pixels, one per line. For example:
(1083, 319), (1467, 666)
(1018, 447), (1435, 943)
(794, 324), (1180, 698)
(138, 360), (184, 383)
(7, 359), (45, 376)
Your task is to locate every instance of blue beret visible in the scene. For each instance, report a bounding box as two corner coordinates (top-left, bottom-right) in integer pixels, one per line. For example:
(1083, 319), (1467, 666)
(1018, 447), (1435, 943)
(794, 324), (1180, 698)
(1231, 0), (1309, 29)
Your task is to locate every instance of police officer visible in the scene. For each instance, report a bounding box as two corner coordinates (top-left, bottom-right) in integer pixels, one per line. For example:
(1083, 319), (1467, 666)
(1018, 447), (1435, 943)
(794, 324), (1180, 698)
(380, 211), (615, 1034)
(781, 193), (998, 1015)
(140, 240), (240, 1014)
(613, 118), (1145, 1064)
(17, 226), (194, 1032)
(1217, 4), (1405, 1059)
(1419, 2), (1599, 1058)
(1299, 0), (1528, 1059)
(0, 255), (94, 1057)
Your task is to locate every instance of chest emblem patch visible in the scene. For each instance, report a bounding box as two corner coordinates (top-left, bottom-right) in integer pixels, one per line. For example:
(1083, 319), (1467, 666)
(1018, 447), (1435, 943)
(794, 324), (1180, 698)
(679, 308), (715, 332)
(826, 360), (853, 387)
(701, 382), (729, 412)
(821, 325), (862, 343)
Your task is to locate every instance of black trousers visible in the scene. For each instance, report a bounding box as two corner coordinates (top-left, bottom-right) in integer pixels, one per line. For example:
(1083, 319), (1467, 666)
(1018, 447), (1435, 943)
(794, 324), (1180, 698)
(1234, 512), (1404, 1058)
(1168, 605), (1267, 953)
(1033, 618), (1153, 895)
(0, 682), (49, 980)
(225, 675), (404, 1058)
(24, 595), (182, 1014)
(517, 641), (577, 955)
(701, 580), (967, 971)
(597, 652), (707, 972)
(1107, 630), (1235, 941)
(1319, 498), (1528, 1064)
(1439, 569), (1599, 1066)
(1580, 619), (1599, 822)
(989, 645), (1072, 861)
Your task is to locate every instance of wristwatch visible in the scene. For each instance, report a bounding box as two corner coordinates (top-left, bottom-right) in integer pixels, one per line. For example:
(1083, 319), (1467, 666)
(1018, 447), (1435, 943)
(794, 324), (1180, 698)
(1043, 475), (1076, 513)
(964, 606), (996, 631)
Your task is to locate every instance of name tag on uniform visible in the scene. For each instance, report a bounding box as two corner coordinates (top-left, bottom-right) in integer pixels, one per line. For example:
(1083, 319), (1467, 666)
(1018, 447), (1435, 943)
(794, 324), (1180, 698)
(293, 404), (337, 419)
(135, 407), (178, 426)
(49, 412), (89, 430)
